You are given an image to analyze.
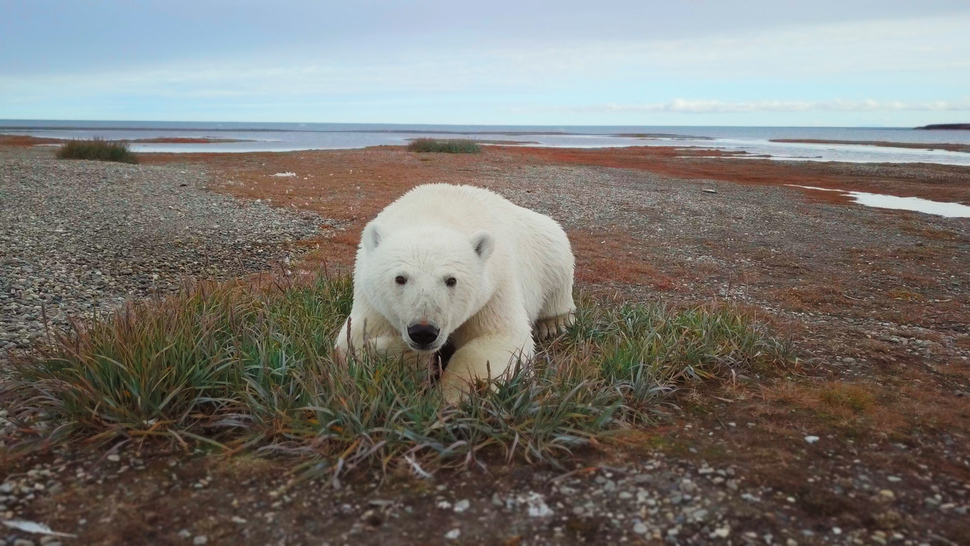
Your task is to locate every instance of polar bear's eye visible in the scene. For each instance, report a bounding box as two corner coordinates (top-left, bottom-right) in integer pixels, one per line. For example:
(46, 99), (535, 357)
(395, 275), (407, 285)
(445, 277), (457, 287)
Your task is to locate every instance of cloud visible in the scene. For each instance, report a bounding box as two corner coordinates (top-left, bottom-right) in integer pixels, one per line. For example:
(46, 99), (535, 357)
(2, 11), (969, 124)
(4, 13), (969, 101)
(572, 99), (970, 114)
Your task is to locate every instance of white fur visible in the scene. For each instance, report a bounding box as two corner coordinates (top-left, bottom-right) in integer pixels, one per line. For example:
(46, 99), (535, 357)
(334, 184), (576, 403)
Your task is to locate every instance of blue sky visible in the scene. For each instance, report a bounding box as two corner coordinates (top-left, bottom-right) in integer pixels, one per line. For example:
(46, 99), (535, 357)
(1, 0), (969, 126)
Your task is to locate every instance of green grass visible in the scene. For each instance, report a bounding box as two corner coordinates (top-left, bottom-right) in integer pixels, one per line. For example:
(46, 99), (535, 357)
(56, 137), (138, 164)
(406, 138), (482, 154)
(2, 275), (791, 477)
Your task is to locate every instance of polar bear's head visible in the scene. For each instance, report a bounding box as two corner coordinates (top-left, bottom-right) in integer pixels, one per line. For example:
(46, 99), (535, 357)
(359, 222), (495, 353)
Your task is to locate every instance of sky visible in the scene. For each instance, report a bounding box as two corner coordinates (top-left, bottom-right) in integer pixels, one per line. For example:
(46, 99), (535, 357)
(1, 0), (969, 126)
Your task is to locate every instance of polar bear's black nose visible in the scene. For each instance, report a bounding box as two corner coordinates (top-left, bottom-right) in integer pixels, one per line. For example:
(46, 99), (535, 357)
(407, 323), (440, 348)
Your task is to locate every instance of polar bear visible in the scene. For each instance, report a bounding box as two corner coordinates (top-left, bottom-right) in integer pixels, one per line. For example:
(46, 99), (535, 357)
(334, 183), (575, 403)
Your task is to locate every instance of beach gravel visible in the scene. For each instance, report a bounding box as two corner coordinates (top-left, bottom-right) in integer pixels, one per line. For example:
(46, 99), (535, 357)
(0, 155), (323, 357)
(1, 144), (968, 544)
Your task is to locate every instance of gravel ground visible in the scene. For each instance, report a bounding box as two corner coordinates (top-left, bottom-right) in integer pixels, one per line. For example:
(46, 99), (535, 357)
(2, 146), (969, 545)
(0, 155), (325, 357)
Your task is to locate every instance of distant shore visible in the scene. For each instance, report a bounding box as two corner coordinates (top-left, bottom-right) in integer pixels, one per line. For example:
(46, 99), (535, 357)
(915, 123), (970, 130)
(770, 138), (970, 154)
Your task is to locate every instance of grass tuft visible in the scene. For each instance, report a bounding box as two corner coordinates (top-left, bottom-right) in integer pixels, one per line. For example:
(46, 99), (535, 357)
(56, 137), (138, 164)
(2, 275), (791, 476)
(819, 383), (873, 413)
(407, 138), (481, 154)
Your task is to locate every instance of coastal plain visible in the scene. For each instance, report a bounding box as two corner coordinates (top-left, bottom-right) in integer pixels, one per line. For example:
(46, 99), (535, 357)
(1, 137), (969, 544)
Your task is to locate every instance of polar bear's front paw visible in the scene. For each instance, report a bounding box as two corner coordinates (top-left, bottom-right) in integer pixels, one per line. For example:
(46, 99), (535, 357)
(535, 311), (575, 339)
(441, 382), (465, 405)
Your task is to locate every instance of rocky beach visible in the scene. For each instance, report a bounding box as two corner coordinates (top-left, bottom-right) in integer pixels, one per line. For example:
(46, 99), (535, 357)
(1, 139), (969, 544)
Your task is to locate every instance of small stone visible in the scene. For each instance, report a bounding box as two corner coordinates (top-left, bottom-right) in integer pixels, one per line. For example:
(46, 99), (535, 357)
(106, 454), (120, 462)
(444, 529), (460, 540)
(804, 436), (820, 444)
(712, 526), (730, 538)
(633, 522), (648, 535)
(231, 516), (247, 524)
(193, 536), (208, 545)
(879, 489), (896, 500)
(177, 530), (191, 539)
(453, 499), (470, 513)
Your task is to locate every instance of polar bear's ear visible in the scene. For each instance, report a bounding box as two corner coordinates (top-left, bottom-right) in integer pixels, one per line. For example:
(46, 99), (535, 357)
(470, 231), (494, 261)
(362, 222), (383, 252)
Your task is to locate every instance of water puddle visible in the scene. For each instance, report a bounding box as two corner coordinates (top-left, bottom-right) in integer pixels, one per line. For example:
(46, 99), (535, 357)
(788, 185), (970, 218)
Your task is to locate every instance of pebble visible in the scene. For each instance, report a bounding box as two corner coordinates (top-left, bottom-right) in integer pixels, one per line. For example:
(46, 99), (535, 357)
(444, 529), (460, 540)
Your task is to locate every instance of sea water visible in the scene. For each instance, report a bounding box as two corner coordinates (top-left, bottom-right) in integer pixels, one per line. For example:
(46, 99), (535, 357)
(1, 120), (970, 166)
(788, 185), (970, 218)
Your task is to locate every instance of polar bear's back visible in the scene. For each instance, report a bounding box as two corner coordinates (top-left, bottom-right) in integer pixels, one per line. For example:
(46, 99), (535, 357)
(376, 184), (513, 229)
(377, 184), (562, 243)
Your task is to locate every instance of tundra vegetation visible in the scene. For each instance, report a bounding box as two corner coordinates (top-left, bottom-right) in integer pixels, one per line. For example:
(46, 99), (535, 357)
(406, 138), (482, 154)
(3, 274), (791, 480)
(56, 137), (139, 164)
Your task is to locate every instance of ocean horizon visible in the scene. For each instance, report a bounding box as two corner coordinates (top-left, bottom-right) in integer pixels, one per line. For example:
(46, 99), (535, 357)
(2, 119), (970, 165)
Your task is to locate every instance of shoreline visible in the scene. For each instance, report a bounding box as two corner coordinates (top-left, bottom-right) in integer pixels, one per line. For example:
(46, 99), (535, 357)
(0, 132), (970, 167)
(771, 138), (970, 154)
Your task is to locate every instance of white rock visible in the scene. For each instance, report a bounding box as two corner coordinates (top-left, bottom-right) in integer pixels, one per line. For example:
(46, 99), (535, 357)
(522, 492), (553, 517)
(804, 436), (820, 444)
(444, 529), (460, 540)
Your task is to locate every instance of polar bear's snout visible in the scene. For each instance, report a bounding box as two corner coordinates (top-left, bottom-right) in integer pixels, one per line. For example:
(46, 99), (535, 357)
(406, 321), (441, 351)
